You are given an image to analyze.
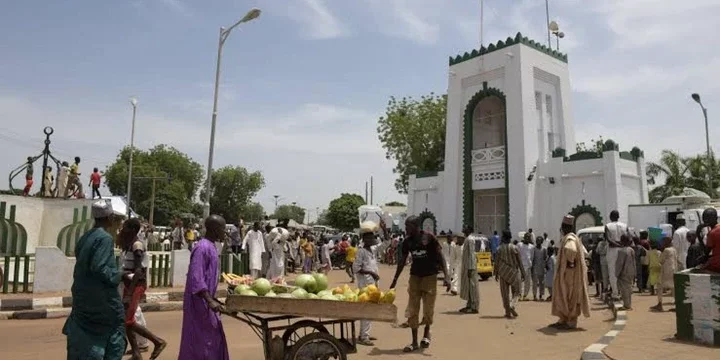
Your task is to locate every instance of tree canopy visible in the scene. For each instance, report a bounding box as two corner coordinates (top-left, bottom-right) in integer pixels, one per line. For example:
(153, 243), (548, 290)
(647, 150), (718, 203)
(201, 166), (265, 223)
(272, 204), (306, 224)
(325, 193), (366, 231)
(377, 93), (447, 194)
(384, 201), (406, 207)
(104, 145), (203, 226)
(242, 202), (265, 222)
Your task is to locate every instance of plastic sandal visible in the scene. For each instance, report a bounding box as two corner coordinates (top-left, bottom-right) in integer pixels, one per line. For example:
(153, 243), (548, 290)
(403, 344), (420, 352)
(420, 337), (431, 348)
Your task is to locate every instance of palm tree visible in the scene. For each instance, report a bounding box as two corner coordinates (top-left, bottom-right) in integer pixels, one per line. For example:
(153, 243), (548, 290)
(684, 153), (719, 199)
(646, 150), (689, 203)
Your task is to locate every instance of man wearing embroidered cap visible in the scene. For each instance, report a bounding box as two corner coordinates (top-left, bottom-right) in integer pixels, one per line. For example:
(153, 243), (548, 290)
(550, 214), (590, 330)
(63, 199), (129, 359)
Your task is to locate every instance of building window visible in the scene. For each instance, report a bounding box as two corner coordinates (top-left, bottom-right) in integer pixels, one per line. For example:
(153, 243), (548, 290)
(535, 91), (542, 110)
(546, 94), (553, 117)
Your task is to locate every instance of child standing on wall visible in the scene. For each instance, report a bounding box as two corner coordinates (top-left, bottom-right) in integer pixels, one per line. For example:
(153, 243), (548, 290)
(22, 157), (34, 196)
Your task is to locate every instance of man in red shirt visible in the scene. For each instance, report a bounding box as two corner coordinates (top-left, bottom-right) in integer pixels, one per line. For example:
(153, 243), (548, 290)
(701, 208), (720, 273)
(89, 168), (102, 199)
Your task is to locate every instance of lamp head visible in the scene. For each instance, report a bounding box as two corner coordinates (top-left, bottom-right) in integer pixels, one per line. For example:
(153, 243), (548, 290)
(130, 97), (138, 107)
(691, 93), (702, 104)
(549, 21), (559, 32)
(241, 8), (261, 23)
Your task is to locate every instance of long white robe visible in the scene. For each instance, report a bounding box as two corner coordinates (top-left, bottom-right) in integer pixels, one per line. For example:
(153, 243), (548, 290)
(672, 226), (689, 270)
(242, 230), (266, 271)
(266, 228), (289, 279)
(449, 241), (463, 293)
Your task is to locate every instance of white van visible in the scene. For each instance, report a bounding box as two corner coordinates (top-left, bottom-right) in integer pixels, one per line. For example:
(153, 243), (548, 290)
(577, 226), (605, 250)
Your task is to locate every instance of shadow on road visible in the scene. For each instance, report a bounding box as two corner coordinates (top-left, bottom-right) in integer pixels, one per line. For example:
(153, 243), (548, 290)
(367, 347), (432, 357)
(537, 326), (587, 336)
(479, 315), (511, 320)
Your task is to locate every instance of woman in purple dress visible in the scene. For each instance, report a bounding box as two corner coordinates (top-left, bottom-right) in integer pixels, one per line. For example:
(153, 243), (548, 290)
(178, 215), (229, 360)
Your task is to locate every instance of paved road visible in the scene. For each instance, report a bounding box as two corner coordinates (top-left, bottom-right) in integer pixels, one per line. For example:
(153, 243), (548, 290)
(0, 265), (622, 359)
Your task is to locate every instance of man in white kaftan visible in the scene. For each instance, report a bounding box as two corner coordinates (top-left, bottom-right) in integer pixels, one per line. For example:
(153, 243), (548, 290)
(440, 235), (452, 281)
(266, 223), (290, 279)
(605, 210), (628, 299)
(449, 235), (463, 295)
(672, 214), (690, 270)
(242, 222), (266, 278)
(459, 230), (480, 313)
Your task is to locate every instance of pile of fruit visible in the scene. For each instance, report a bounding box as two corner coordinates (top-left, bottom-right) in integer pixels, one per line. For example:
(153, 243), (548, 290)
(226, 272), (395, 304)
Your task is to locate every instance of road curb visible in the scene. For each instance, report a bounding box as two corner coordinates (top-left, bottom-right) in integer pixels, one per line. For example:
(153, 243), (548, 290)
(0, 301), (185, 320)
(581, 302), (627, 360)
(0, 289), (226, 312)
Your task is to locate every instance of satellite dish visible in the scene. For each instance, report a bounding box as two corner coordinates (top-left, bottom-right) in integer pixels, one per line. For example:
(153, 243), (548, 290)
(558, 32), (565, 39)
(548, 21), (559, 32)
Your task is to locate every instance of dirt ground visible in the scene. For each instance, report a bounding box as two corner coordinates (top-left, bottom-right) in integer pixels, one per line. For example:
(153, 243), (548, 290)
(0, 264), (702, 360)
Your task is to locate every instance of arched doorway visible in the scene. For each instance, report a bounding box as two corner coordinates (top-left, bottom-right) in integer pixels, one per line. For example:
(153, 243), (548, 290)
(463, 83), (509, 232)
(473, 96), (506, 150)
(569, 201), (603, 231)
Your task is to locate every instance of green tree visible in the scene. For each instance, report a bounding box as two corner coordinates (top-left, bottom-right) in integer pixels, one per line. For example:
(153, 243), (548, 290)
(646, 150), (690, 203)
(384, 201), (405, 207)
(377, 93), (447, 194)
(241, 202), (265, 222)
(200, 166), (265, 223)
(273, 204), (306, 224)
(326, 193), (366, 231)
(104, 145), (203, 225)
(684, 153), (719, 199)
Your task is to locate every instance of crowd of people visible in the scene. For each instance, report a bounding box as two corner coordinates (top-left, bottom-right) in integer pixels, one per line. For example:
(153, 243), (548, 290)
(59, 195), (719, 359)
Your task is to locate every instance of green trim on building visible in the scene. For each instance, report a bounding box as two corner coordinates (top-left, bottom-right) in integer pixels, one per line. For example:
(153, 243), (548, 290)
(564, 151), (602, 162)
(0, 201), (28, 256)
(568, 200), (603, 228)
(418, 209), (437, 235)
(462, 83), (509, 231)
(57, 205), (93, 256)
(449, 32), (568, 66)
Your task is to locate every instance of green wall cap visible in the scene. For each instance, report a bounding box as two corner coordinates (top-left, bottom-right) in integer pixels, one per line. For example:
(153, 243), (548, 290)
(449, 32), (568, 66)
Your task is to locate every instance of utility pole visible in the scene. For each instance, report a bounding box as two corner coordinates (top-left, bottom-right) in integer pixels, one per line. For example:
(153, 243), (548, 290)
(370, 176), (374, 205)
(365, 182), (369, 204)
(133, 168), (169, 226)
(273, 195), (283, 211)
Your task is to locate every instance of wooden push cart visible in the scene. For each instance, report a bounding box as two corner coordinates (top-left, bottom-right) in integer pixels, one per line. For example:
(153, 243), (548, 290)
(224, 295), (398, 360)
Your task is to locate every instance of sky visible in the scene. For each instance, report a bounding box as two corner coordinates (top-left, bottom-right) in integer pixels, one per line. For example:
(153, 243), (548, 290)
(1, 0), (718, 221)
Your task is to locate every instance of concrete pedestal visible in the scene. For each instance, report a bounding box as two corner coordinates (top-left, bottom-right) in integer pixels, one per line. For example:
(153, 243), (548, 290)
(674, 269), (720, 347)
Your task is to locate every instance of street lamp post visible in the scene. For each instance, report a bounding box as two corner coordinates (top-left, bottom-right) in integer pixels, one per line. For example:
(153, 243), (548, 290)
(202, 8), (262, 220)
(127, 97), (138, 216)
(691, 93), (712, 193)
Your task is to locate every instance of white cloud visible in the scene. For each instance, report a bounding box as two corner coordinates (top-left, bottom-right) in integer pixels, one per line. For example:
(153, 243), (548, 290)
(0, 95), (401, 213)
(289, 0), (347, 39)
(362, 0), (441, 45)
(593, 0), (720, 49)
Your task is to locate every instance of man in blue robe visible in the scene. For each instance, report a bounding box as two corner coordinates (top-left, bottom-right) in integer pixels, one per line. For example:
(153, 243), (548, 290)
(63, 199), (127, 360)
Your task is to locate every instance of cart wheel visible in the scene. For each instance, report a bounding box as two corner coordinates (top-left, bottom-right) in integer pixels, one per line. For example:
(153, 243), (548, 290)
(281, 320), (329, 349)
(286, 332), (347, 360)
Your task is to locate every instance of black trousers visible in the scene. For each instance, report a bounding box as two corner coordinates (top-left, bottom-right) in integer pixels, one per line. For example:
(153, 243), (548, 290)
(92, 184), (101, 198)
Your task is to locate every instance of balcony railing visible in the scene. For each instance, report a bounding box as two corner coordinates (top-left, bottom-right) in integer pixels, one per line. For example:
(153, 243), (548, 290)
(471, 145), (505, 165)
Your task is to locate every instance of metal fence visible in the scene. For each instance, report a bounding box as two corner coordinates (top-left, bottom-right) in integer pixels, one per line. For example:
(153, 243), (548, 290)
(218, 253), (249, 280)
(1, 255), (34, 294)
(115, 253), (171, 288)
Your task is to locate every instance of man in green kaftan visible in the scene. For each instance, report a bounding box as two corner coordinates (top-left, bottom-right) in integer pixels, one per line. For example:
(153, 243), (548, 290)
(63, 199), (127, 360)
